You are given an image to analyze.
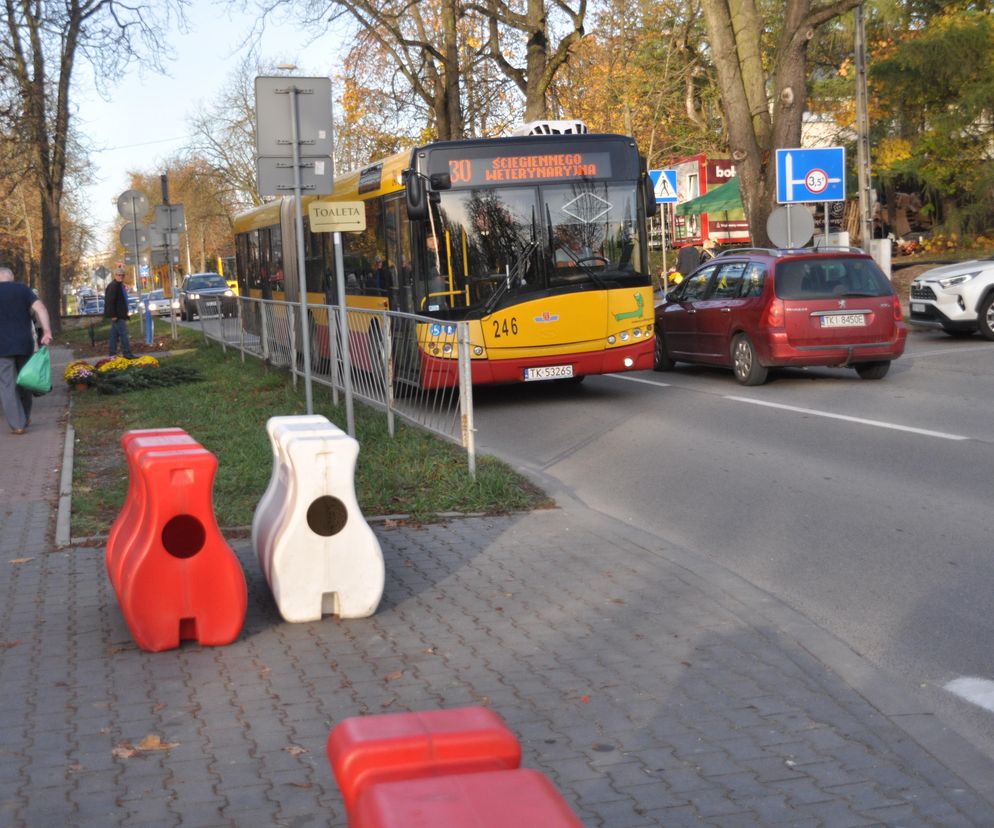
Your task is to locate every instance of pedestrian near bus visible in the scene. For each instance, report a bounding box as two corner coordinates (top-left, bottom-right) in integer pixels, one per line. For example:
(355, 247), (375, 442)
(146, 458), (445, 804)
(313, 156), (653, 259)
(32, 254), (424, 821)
(676, 241), (702, 276)
(0, 266), (53, 435)
(104, 265), (136, 359)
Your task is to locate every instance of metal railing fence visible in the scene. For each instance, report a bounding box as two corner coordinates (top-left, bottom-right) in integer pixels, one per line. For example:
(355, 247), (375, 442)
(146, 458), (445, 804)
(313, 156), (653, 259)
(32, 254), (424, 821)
(194, 296), (476, 475)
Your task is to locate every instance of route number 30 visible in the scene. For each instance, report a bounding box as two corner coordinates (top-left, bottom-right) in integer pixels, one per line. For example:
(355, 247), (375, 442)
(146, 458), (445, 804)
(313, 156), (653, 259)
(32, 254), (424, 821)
(449, 159), (473, 184)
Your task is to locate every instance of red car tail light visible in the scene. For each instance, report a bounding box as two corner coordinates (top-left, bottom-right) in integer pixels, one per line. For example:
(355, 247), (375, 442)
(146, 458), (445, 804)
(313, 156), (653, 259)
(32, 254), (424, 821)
(764, 297), (785, 330)
(891, 294), (902, 321)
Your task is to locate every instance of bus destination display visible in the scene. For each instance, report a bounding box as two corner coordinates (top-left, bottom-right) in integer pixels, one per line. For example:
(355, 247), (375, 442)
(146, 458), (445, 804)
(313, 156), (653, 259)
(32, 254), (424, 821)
(438, 151), (612, 187)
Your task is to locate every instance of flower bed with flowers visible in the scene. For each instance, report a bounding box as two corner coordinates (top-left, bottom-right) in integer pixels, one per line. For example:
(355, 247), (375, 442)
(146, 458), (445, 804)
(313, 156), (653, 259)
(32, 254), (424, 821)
(64, 361), (97, 387)
(64, 356), (203, 394)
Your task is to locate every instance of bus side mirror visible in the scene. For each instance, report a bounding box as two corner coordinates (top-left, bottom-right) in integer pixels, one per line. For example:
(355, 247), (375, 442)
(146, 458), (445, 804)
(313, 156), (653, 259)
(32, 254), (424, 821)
(430, 173), (452, 190)
(645, 187), (659, 218)
(405, 170), (428, 220)
(640, 155), (659, 218)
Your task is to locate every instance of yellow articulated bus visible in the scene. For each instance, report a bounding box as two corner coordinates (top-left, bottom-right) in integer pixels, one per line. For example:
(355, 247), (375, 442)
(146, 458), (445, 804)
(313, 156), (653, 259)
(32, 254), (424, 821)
(232, 127), (658, 389)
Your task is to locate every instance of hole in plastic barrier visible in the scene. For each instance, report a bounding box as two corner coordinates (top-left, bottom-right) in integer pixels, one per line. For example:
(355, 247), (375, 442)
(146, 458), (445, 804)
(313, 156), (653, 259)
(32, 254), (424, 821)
(162, 515), (206, 558)
(307, 496), (348, 537)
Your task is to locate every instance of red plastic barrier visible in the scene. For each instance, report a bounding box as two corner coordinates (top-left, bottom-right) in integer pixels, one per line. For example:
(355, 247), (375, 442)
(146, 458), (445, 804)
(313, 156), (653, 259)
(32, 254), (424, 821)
(327, 707), (521, 819)
(106, 429), (198, 589)
(353, 768), (584, 828)
(114, 445), (246, 652)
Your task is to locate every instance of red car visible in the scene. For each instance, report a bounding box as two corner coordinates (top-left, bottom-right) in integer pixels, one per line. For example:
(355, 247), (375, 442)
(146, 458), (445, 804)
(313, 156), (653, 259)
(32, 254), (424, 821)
(654, 247), (907, 385)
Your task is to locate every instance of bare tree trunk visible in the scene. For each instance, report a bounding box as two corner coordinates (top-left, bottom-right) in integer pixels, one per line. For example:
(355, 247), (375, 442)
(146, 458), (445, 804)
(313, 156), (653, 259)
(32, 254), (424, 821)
(477, 0), (585, 124)
(524, 0), (549, 120)
(39, 190), (62, 327)
(442, 0), (464, 138)
(700, 0), (861, 246)
(701, 0), (770, 244)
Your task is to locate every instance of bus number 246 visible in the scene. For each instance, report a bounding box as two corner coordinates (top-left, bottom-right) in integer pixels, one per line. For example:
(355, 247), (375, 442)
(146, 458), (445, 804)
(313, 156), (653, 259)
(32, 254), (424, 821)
(492, 317), (518, 338)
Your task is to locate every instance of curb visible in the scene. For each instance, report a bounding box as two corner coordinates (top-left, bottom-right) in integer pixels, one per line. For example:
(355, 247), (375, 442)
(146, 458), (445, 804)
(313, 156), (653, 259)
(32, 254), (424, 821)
(55, 423), (74, 547)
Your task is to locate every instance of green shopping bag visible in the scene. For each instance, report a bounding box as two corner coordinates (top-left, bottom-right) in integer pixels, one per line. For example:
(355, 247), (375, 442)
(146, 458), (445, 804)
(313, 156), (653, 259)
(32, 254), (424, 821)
(16, 346), (52, 395)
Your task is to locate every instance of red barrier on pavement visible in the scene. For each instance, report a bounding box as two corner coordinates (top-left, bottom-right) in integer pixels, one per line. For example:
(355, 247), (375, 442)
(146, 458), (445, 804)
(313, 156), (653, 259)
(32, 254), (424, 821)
(113, 444), (246, 652)
(327, 706), (521, 819)
(106, 429), (198, 588)
(353, 768), (584, 828)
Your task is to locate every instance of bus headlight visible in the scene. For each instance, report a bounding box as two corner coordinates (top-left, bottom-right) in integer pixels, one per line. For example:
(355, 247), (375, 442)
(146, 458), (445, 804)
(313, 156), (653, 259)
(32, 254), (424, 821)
(633, 328), (642, 337)
(607, 335), (616, 345)
(620, 331), (630, 341)
(442, 343), (453, 354)
(473, 346), (483, 355)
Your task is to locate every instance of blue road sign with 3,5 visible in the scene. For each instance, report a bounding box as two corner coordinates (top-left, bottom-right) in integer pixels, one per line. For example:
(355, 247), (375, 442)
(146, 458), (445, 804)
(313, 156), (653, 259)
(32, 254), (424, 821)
(648, 169), (678, 203)
(776, 147), (845, 204)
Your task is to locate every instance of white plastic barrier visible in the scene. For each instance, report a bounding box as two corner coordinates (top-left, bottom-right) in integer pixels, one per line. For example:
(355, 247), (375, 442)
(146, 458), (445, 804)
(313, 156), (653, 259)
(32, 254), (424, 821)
(252, 414), (333, 578)
(253, 416), (384, 622)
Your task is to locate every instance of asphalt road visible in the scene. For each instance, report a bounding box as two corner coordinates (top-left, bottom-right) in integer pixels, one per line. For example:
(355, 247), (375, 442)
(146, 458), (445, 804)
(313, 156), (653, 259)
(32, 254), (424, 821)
(473, 326), (994, 760)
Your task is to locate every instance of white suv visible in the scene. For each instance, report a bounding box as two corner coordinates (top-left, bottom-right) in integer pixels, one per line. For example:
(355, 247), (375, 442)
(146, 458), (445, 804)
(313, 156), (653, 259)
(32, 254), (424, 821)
(909, 259), (994, 340)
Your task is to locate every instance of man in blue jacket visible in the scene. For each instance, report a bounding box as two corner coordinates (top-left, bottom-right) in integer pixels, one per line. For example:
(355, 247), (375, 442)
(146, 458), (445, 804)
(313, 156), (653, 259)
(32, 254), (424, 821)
(104, 265), (136, 360)
(0, 266), (53, 434)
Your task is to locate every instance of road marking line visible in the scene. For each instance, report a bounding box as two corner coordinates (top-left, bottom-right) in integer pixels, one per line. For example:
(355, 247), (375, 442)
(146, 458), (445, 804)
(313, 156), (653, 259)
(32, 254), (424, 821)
(725, 396), (969, 441)
(945, 677), (994, 714)
(609, 374), (671, 387)
(911, 344), (994, 358)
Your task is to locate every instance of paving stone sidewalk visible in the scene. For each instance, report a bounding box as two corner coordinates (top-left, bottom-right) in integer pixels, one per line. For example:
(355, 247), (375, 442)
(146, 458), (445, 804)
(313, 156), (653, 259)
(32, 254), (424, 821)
(2, 346), (993, 827)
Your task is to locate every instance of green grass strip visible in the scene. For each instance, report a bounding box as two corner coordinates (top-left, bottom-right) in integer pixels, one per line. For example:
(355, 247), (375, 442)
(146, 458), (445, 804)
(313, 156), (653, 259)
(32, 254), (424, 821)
(68, 338), (551, 536)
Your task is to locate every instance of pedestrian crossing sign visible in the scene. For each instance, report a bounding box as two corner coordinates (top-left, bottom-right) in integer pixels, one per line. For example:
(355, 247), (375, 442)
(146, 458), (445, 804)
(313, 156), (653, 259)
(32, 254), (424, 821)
(649, 169), (678, 203)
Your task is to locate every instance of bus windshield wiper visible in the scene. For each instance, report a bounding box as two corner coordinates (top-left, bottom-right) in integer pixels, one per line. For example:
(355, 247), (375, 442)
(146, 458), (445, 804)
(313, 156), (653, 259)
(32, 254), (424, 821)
(484, 240), (538, 315)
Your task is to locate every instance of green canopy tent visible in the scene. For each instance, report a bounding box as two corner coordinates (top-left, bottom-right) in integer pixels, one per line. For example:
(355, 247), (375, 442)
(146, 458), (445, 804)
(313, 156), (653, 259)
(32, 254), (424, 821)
(675, 177), (743, 215)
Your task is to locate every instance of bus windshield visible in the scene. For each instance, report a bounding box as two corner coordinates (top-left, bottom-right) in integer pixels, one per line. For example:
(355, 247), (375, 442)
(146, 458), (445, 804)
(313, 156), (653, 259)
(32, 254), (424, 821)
(428, 180), (646, 314)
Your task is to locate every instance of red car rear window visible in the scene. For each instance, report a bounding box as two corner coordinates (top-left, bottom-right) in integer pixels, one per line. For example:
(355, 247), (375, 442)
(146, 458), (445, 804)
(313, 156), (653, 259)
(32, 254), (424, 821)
(774, 257), (893, 300)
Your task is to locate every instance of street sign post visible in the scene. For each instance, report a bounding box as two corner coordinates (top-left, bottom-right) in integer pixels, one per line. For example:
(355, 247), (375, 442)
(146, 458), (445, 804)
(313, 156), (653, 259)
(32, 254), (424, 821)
(151, 249), (180, 266)
(147, 229), (180, 249)
(648, 169), (678, 285)
(649, 169), (678, 203)
(255, 75), (335, 419)
(775, 147), (845, 204)
(255, 157), (332, 196)
(119, 223), (149, 251)
(776, 147), (845, 248)
(154, 204), (187, 233)
(153, 201), (186, 339)
(767, 204), (815, 249)
(117, 190), (149, 220)
(118, 189), (152, 341)
(255, 77), (333, 157)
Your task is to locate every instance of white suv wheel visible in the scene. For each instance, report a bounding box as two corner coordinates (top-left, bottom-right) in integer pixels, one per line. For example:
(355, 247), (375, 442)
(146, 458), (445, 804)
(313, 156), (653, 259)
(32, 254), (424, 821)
(980, 295), (994, 341)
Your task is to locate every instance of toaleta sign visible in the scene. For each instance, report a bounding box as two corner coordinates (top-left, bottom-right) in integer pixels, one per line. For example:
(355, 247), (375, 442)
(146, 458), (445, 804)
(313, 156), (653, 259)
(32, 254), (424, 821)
(307, 201), (367, 233)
